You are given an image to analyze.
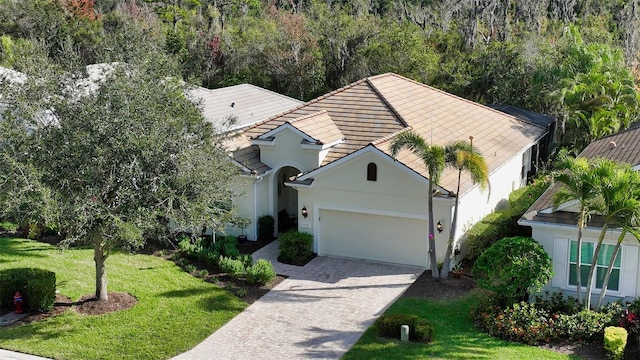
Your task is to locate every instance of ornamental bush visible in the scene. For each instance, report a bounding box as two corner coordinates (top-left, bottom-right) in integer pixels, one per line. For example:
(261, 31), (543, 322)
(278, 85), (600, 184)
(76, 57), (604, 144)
(375, 313), (434, 343)
(604, 326), (628, 360)
(278, 231), (314, 265)
(246, 259), (276, 285)
(257, 215), (275, 241)
(0, 268), (56, 312)
(465, 181), (547, 260)
(473, 292), (618, 345)
(472, 236), (552, 305)
(218, 256), (245, 279)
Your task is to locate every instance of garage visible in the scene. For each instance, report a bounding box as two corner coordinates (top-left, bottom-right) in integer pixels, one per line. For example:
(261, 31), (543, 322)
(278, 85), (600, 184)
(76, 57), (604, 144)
(318, 209), (428, 267)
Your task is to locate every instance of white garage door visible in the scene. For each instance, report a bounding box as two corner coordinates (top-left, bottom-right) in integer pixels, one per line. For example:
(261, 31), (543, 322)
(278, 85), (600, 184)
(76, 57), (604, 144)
(319, 209), (428, 267)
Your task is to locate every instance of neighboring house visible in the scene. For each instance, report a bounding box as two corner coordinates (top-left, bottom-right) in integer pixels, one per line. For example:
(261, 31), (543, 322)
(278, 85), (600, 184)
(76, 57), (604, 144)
(227, 73), (548, 268)
(520, 127), (640, 303)
(188, 84), (303, 131)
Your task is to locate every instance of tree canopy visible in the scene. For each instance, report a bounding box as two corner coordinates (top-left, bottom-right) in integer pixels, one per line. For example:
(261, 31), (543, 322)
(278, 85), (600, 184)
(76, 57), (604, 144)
(0, 57), (237, 300)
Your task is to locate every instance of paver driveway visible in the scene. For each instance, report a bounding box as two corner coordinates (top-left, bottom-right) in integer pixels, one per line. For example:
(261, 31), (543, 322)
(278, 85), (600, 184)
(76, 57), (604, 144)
(172, 240), (422, 360)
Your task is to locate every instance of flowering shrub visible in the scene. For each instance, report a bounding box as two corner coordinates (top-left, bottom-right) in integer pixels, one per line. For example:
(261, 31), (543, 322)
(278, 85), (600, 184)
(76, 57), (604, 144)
(473, 292), (617, 345)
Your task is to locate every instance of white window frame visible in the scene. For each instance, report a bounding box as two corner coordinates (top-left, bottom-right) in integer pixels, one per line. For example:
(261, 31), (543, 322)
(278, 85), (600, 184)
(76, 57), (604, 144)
(567, 240), (622, 295)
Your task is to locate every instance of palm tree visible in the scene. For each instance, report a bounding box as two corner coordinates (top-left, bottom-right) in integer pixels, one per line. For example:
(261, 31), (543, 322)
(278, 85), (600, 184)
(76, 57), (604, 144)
(584, 159), (640, 309)
(441, 138), (488, 279)
(390, 131), (445, 279)
(595, 167), (640, 309)
(551, 156), (598, 305)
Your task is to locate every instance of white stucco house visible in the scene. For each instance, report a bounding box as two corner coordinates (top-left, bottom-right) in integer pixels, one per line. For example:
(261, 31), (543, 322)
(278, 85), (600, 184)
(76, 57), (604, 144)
(225, 73), (548, 269)
(519, 126), (640, 303)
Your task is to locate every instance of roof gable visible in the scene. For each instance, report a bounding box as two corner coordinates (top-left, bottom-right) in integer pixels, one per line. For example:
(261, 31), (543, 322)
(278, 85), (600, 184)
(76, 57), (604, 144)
(255, 110), (344, 147)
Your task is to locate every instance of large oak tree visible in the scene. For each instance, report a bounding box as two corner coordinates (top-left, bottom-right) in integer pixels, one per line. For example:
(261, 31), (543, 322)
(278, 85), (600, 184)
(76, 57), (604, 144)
(0, 58), (237, 301)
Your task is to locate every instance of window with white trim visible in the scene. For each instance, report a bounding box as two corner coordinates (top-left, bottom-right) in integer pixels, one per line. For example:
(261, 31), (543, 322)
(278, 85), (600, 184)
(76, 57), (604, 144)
(569, 241), (621, 291)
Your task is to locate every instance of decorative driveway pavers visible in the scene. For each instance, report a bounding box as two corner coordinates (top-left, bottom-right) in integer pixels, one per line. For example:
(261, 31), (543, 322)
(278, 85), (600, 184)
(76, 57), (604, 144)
(172, 241), (422, 360)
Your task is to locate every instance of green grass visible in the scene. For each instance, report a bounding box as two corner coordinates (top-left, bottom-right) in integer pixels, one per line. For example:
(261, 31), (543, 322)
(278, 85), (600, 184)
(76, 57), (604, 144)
(0, 237), (247, 360)
(343, 293), (585, 360)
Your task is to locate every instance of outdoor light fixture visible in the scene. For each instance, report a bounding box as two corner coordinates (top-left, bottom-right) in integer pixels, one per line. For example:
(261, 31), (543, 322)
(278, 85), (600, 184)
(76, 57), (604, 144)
(437, 221), (443, 233)
(301, 206), (308, 218)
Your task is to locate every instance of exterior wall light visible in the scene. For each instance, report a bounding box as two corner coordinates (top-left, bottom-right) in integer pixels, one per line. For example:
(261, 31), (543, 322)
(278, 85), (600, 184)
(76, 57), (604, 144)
(301, 206), (308, 218)
(437, 221), (443, 233)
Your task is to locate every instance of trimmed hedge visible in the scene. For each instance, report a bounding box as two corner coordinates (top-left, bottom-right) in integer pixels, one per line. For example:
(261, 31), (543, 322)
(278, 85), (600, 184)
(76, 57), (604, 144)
(465, 180), (548, 260)
(0, 268), (56, 313)
(375, 313), (433, 343)
(278, 231), (314, 265)
(604, 326), (628, 360)
(257, 215), (275, 241)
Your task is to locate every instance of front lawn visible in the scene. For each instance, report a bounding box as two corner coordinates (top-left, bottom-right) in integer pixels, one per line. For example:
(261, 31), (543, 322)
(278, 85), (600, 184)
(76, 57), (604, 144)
(343, 293), (584, 360)
(0, 236), (247, 360)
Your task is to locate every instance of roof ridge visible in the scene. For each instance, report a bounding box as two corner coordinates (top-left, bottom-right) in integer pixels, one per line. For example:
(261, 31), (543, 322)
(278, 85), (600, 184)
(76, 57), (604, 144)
(366, 76), (409, 128)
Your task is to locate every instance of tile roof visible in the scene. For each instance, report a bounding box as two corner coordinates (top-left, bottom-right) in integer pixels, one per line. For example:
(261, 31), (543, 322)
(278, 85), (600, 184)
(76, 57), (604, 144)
(286, 110), (344, 145)
(188, 84), (302, 131)
(522, 126), (640, 225)
(228, 73), (547, 193)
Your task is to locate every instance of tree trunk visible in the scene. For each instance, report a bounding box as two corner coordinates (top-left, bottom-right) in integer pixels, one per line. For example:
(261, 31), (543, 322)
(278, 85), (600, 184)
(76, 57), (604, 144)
(441, 169), (462, 279)
(575, 212), (585, 305)
(428, 181), (439, 279)
(94, 230), (109, 301)
(585, 224), (608, 310)
(595, 230), (626, 309)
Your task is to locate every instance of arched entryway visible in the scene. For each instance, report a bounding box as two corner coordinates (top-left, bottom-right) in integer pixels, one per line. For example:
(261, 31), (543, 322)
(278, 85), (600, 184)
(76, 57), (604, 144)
(275, 166), (300, 233)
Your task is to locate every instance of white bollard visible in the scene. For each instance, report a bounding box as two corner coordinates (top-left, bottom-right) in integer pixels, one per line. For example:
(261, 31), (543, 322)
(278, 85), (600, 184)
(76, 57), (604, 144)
(400, 324), (409, 342)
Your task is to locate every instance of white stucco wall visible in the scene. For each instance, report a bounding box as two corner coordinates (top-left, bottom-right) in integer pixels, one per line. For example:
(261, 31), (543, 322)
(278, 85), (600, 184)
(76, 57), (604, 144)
(294, 149), (454, 266)
(454, 148), (532, 255)
(531, 223), (640, 303)
(225, 176), (256, 239)
(258, 128), (323, 172)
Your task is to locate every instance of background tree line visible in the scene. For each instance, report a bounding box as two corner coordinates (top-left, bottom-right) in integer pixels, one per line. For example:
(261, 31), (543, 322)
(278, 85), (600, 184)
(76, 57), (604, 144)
(2, 0), (640, 153)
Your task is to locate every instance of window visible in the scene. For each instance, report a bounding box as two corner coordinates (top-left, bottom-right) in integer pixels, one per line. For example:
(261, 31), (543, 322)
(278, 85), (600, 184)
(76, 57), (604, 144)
(367, 162), (377, 181)
(569, 241), (621, 291)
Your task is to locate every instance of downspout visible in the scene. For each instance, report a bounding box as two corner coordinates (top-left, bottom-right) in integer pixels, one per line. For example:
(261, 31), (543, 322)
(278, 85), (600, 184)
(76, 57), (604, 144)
(253, 175), (264, 241)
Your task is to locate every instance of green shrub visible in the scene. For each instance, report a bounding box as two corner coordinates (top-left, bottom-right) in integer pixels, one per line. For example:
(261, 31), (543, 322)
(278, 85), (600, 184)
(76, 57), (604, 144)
(25, 269), (57, 312)
(246, 259), (276, 285)
(465, 181), (547, 260)
(257, 215), (275, 241)
(278, 231), (313, 265)
(533, 291), (581, 316)
(238, 254), (254, 268)
(472, 236), (552, 305)
(0, 221), (18, 232)
(473, 295), (616, 345)
(375, 313), (433, 343)
(0, 268), (56, 313)
(213, 235), (240, 259)
(218, 256), (245, 278)
(604, 326), (628, 360)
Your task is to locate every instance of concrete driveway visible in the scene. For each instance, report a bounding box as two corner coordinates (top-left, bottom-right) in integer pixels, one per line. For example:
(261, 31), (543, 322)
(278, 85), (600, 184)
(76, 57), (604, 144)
(172, 240), (422, 360)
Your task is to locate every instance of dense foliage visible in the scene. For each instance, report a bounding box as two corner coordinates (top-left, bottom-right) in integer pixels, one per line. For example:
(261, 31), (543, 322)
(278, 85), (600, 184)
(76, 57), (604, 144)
(0, 268), (56, 312)
(472, 236), (553, 305)
(1, 0), (640, 154)
(375, 313), (433, 343)
(465, 180), (548, 260)
(473, 291), (622, 345)
(278, 231), (314, 265)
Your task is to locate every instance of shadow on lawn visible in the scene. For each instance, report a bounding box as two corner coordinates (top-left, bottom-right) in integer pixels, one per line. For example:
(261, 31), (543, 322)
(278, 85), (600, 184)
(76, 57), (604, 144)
(158, 288), (245, 313)
(0, 237), (53, 259)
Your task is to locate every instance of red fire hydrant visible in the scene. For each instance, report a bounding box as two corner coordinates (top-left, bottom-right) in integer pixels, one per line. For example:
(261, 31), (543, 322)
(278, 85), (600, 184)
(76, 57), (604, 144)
(13, 292), (24, 314)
